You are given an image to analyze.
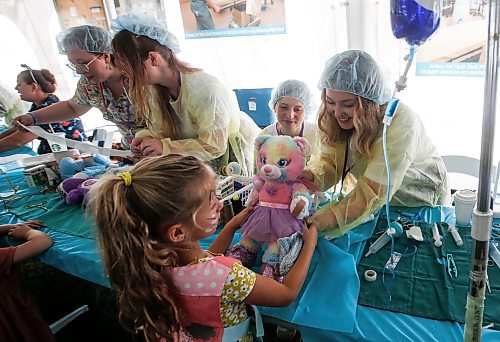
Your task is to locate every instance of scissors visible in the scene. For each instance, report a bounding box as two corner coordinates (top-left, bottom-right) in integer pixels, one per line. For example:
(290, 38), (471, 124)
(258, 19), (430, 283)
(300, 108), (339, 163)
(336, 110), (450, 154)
(25, 200), (48, 211)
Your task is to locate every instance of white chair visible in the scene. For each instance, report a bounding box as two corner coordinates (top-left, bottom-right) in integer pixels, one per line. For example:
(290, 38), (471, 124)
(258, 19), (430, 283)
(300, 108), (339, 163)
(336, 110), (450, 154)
(441, 155), (498, 193)
(441, 155), (500, 214)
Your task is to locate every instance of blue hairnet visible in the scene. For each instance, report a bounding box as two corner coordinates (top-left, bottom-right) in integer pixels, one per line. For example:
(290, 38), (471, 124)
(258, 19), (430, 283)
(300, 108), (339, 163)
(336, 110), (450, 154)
(269, 79), (316, 117)
(111, 14), (180, 53)
(318, 50), (392, 105)
(56, 25), (112, 54)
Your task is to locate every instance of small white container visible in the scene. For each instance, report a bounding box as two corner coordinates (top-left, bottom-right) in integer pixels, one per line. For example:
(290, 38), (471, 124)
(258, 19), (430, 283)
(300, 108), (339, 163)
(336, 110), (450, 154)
(454, 189), (477, 227)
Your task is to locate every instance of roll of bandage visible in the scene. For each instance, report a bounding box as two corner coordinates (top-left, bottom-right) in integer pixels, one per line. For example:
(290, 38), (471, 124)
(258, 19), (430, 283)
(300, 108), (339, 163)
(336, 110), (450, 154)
(364, 270), (377, 282)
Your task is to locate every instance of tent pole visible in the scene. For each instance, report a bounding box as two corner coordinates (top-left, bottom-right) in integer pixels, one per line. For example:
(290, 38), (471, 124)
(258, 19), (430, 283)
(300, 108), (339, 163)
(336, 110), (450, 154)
(464, 1), (499, 341)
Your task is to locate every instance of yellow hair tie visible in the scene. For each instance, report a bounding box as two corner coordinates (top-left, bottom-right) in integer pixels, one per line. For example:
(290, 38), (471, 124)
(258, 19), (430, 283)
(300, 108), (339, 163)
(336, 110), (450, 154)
(118, 171), (132, 186)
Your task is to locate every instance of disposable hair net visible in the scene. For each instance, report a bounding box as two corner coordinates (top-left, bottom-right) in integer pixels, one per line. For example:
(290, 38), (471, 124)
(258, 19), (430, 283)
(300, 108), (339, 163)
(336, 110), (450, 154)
(111, 13), (180, 53)
(269, 79), (316, 117)
(318, 50), (392, 105)
(56, 25), (112, 54)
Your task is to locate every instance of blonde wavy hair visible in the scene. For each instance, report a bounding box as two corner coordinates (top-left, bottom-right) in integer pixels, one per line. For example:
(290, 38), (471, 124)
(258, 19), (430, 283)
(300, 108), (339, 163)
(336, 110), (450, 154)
(112, 30), (200, 140)
(87, 154), (212, 341)
(318, 89), (386, 159)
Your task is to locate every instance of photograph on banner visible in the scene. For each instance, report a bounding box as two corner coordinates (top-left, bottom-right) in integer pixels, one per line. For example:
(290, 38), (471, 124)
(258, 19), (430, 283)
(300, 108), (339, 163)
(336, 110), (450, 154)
(179, 0), (286, 39)
(416, 0), (487, 77)
(114, 0), (167, 24)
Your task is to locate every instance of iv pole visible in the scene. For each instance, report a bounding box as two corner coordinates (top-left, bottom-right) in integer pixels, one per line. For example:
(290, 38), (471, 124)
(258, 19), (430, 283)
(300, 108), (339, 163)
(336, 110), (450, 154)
(464, 1), (499, 341)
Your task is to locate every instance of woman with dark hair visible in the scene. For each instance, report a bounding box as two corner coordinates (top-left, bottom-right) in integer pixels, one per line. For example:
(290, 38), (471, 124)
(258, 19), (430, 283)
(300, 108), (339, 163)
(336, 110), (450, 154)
(12, 25), (146, 149)
(0, 66), (86, 154)
(110, 14), (261, 175)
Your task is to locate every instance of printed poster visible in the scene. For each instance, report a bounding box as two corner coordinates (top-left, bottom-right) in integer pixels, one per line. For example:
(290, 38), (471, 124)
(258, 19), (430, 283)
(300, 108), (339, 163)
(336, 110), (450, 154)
(179, 0), (286, 39)
(416, 0), (487, 77)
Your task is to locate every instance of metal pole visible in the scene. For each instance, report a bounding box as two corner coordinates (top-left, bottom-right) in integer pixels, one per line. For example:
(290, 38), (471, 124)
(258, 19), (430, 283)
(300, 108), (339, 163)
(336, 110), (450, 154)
(464, 1), (499, 341)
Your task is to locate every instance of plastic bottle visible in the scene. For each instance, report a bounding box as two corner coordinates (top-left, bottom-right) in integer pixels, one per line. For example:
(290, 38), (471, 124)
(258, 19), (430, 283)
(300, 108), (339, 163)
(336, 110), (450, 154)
(365, 222), (403, 257)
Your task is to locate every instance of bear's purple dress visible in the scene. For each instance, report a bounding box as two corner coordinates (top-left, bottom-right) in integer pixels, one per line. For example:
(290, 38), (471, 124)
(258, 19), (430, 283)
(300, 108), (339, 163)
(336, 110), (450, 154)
(241, 181), (304, 243)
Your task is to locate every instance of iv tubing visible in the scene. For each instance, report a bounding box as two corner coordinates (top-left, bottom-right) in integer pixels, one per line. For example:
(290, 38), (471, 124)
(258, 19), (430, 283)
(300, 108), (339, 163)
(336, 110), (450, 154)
(381, 44), (416, 300)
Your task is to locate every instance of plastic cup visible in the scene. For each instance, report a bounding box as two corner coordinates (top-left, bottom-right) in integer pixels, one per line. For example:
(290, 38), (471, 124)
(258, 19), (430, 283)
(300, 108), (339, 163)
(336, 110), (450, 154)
(47, 132), (67, 152)
(454, 189), (477, 227)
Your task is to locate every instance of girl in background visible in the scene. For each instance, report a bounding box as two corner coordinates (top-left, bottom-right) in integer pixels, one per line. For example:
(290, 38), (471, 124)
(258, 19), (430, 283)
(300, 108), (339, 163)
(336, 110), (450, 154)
(260, 79), (319, 152)
(0, 66), (86, 154)
(88, 154), (317, 341)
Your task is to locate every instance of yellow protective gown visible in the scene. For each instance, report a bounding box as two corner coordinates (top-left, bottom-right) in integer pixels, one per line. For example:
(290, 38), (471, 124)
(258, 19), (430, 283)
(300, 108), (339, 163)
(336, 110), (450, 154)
(309, 103), (451, 239)
(0, 82), (27, 125)
(135, 71), (261, 176)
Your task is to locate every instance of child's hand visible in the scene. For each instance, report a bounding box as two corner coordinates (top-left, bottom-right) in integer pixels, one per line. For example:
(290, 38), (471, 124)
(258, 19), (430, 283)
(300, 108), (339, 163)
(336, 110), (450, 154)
(226, 207), (253, 231)
(0, 220), (43, 235)
(8, 224), (33, 241)
(0, 224), (16, 235)
(24, 220), (44, 229)
(302, 221), (318, 248)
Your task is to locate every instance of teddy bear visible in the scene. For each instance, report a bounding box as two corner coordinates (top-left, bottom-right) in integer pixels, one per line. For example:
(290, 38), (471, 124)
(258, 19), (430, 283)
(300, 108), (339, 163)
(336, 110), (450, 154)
(227, 135), (312, 281)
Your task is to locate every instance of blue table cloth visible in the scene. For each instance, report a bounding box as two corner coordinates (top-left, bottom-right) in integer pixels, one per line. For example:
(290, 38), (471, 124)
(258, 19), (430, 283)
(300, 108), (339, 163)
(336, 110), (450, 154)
(1, 144), (500, 341)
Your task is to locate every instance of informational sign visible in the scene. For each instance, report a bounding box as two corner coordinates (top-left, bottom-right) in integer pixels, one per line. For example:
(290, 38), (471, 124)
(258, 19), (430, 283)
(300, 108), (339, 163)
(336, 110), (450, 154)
(179, 0), (286, 39)
(416, 0), (487, 77)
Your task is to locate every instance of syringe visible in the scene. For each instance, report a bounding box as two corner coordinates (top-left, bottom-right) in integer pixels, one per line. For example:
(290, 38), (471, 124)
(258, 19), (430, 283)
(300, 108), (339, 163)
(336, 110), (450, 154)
(447, 224), (463, 247)
(432, 223), (442, 247)
(365, 222), (403, 257)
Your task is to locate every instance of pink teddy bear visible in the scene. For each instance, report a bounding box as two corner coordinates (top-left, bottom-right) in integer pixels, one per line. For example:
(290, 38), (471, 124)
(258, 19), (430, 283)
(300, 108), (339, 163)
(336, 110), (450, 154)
(227, 135), (312, 281)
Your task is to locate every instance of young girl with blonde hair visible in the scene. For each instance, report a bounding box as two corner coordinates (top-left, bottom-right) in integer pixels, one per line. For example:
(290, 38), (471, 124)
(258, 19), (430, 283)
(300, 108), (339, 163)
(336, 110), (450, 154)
(88, 154), (317, 341)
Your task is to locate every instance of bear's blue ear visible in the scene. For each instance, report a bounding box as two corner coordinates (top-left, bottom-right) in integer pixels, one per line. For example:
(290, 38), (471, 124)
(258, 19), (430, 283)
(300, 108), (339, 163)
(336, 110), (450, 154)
(255, 134), (272, 151)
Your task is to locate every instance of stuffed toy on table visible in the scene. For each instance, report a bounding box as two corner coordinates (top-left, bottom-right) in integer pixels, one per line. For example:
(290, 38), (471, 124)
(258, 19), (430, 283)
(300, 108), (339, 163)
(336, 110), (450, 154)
(56, 174), (98, 205)
(56, 164), (132, 206)
(58, 154), (112, 180)
(227, 135), (312, 281)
